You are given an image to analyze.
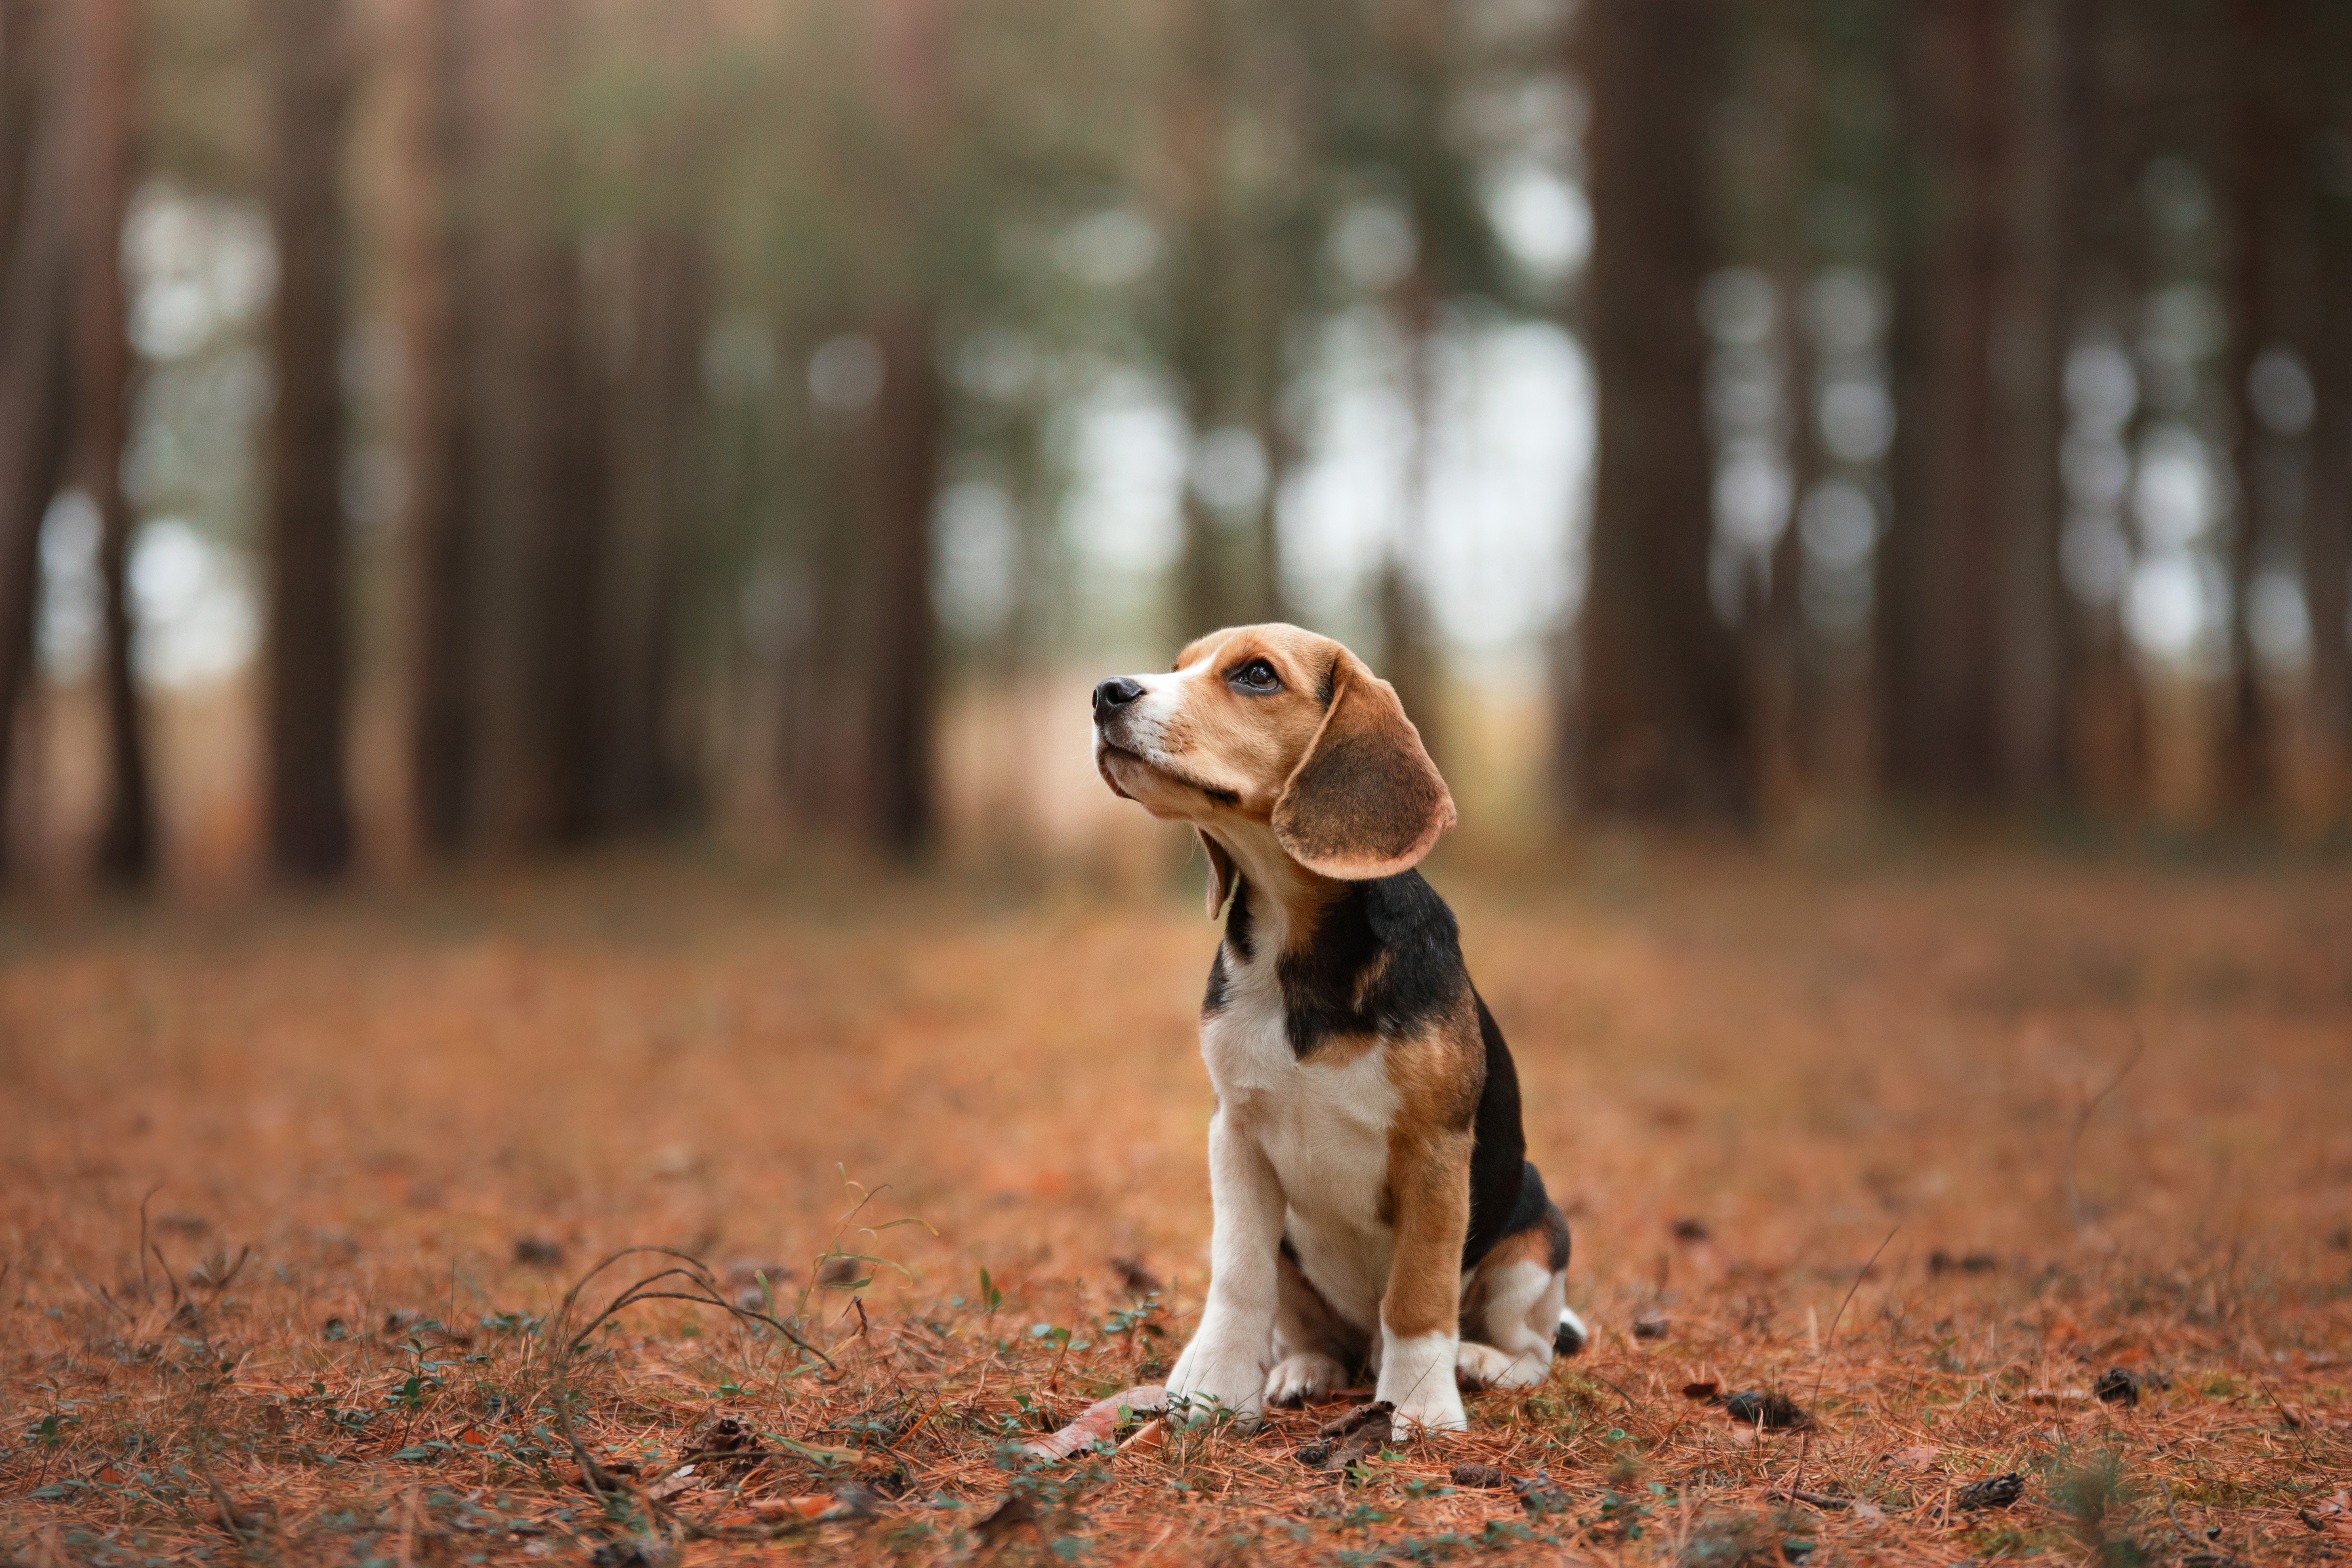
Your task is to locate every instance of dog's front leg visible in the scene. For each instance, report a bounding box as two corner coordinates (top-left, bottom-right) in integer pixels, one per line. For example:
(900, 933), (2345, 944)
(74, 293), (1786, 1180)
(1166, 1108), (1282, 1425)
(1374, 1131), (1472, 1434)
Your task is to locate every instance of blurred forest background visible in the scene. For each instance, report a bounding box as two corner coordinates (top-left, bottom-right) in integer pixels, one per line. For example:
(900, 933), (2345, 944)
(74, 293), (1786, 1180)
(3, 0), (2351, 892)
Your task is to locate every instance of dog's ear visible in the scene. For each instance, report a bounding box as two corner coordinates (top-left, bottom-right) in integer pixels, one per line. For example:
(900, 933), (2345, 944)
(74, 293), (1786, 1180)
(1273, 648), (1454, 879)
(1196, 829), (1239, 919)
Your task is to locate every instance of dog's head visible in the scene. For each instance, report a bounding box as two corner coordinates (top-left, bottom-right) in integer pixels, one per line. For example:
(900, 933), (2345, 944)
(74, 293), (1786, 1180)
(1091, 624), (1454, 910)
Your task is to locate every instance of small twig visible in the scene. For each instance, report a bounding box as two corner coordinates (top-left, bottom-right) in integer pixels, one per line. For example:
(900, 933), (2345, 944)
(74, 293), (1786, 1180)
(138, 1185), (162, 1299)
(67, 1269), (137, 1327)
(2156, 1476), (2196, 1547)
(2064, 1028), (2145, 1235)
(149, 1242), (193, 1326)
(1788, 1223), (1902, 1504)
(199, 1245), (252, 1295)
(2251, 1372), (2318, 1461)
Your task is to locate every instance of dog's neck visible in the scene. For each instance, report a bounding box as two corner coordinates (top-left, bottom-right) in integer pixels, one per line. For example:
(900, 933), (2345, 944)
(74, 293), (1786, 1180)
(1200, 818), (1344, 955)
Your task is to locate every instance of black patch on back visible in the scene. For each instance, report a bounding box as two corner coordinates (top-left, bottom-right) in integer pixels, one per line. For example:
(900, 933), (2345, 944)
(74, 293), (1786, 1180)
(1275, 872), (1462, 1059)
(1461, 992), (1530, 1267)
(1542, 1195), (1572, 1274)
(1202, 948), (1229, 1015)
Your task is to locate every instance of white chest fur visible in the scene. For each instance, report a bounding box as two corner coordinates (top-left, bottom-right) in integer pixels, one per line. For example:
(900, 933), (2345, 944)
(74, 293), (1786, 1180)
(1201, 935), (1397, 1331)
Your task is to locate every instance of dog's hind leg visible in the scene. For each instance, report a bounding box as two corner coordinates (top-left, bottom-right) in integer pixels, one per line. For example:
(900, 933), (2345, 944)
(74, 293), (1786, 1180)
(1457, 1257), (1559, 1388)
(1264, 1244), (1364, 1407)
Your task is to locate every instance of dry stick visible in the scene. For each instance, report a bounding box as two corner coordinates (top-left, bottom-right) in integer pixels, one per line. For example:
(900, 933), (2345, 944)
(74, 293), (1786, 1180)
(2064, 1028), (2145, 1236)
(138, 1184), (162, 1300)
(2251, 1372), (2319, 1463)
(540, 1249), (839, 1547)
(68, 1268), (137, 1326)
(1785, 1222), (1903, 1508)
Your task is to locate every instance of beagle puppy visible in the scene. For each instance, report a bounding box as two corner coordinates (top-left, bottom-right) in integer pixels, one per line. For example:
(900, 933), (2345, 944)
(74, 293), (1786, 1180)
(1091, 623), (1586, 1435)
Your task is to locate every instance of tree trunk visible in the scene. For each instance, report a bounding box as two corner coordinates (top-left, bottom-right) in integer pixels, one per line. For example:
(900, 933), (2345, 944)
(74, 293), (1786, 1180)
(2306, 248), (2352, 814)
(468, 0), (605, 852)
(0, 6), (71, 879)
(603, 228), (708, 828)
(0, 0), (45, 281)
(394, 0), (478, 858)
(73, 0), (156, 886)
(2217, 0), (2293, 818)
(1571, 0), (1745, 820)
(1994, 0), (2070, 800)
(263, 0), (355, 879)
(1379, 270), (1445, 767)
(2304, 9), (2352, 821)
(527, 243), (606, 847)
(860, 304), (941, 855)
(1880, 0), (2007, 801)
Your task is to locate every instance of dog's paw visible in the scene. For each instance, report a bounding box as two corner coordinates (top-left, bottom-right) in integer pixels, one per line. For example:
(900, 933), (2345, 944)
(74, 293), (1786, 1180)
(1167, 1342), (1267, 1427)
(1454, 1340), (1548, 1390)
(1388, 1387), (1469, 1435)
(1264, 1352), (1349, 1407)
(1376, 1330), (1467, 1434)
(1553, 1306), (1589, 1358)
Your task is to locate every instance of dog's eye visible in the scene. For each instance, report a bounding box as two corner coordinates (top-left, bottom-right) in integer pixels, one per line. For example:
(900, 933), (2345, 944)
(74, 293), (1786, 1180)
(1229, 658), (1280, 693)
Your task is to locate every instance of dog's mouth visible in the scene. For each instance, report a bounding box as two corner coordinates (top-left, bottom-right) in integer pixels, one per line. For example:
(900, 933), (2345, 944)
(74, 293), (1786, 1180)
(1095, 742), (1144, 801)
(1095, 741), (1242, 809)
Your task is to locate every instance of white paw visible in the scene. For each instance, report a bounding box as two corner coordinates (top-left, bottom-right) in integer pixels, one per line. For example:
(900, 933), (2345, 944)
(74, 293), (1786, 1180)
(1166, 1339), (1266, 1426)
(1389, 1387), (1469, 1435)
(1455, 1340), (1548, 1390)
(1377, 1329), (1467, 1434)
(1264, 1352), (1349, 1407)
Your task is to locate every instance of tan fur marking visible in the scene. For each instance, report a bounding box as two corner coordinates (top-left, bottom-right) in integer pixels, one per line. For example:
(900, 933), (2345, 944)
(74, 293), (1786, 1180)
(1377, 1001), (1485, 1340)
(1379, 1126), (1475, 1339)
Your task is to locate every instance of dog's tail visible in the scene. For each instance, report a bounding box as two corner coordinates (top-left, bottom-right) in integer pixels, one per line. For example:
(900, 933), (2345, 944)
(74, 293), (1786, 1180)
(1553, 1304), (1590, 1358)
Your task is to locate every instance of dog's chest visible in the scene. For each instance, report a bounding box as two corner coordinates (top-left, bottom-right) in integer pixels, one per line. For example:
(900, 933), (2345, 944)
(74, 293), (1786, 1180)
(1201, 939), (1398, 1240)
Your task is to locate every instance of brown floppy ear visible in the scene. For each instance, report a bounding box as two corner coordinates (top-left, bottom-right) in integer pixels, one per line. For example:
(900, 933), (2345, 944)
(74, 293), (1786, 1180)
(1272, 649), (1454, 879)
(1196, 828), (1239, 919)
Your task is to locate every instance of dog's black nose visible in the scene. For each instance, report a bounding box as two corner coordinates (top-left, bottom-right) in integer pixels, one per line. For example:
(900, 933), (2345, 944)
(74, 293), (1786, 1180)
(1093, 677), (1144, 720)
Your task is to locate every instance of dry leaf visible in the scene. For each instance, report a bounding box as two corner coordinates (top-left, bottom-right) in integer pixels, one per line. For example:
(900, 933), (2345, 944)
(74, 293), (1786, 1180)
(1886, 1444), (1941, 1470)
(1118, 1417), (1167, 1453)
(1019, 1384), (1167, 1461)
(749, 1495), (833, 1520)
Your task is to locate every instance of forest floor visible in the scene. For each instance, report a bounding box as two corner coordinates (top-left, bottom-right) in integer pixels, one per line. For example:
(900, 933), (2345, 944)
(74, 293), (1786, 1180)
(2, 841), (2349, 1566)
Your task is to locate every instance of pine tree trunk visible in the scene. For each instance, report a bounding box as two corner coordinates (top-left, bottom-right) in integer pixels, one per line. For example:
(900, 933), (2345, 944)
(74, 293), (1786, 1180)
(1380, 271), (1444, 767)
(469, 0), (605, 852)
(395, 0), (478, 857)
(528, 243), (606, 847)
(262, 0), (355, 879)
(1881, 0), (2007, 801)
(604, 228), (708, 828)
(2306, 259), (2352, 813)
(1571, 0), (1746, 820)
(861, 304), (941, 855)
(2304, 9), (2352, 822)
(2217, 0), (2291, 818)
(0, 8), (72, 879)
(73, 0), (157, 886)
(1994, 0), (2070, 800)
